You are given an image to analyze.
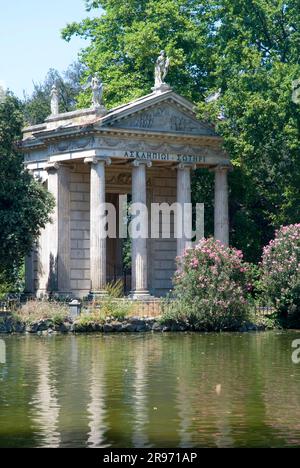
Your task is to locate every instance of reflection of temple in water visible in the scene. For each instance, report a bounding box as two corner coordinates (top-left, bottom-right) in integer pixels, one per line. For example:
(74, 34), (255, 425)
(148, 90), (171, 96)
(87, 345), (108, 448)
(30, 343), (61, 448)
(2, 333), (300, 448)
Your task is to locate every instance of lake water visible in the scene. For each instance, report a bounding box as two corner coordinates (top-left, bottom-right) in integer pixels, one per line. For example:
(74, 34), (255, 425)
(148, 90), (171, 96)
(1, 331), (300, 448)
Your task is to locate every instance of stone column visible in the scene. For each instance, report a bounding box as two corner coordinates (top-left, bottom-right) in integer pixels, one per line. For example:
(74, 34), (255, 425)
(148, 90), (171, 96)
(57, 165), (71, 293)
(214, 164), (230, 246)
(85, 157), (110, 295)
(177, 164), (192, 257)
(25, 250), (35, 294)
(37, 163), (71, 296)
(131, 160), (151, 299)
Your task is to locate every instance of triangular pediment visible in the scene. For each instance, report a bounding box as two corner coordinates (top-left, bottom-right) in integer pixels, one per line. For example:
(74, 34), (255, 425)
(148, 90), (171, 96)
(98, 91), (217, 137)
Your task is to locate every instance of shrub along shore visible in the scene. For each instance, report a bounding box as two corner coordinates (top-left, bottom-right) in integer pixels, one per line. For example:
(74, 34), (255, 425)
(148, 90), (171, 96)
(0, 297), (275, 335)
(0, 225), (299, 334)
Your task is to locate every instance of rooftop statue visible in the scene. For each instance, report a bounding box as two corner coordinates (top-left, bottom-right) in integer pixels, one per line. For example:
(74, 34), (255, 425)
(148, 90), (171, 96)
(84, 74), (104, 109)
(50, 84), (59, 116)
(154, 50), (170, 91)
(91, 75), (104, 108)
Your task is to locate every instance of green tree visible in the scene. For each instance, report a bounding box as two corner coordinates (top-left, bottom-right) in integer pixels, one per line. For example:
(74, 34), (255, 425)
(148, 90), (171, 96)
(62, 0), (300, 261)
(0, 94), (54, 286)
(62, 0), (213, 108)
(23, 62), (85, 125)
(198, 0), (300, 261)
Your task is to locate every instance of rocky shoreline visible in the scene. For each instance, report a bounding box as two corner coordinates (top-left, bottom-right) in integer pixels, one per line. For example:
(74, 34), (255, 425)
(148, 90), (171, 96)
(0, 315), (267, 334)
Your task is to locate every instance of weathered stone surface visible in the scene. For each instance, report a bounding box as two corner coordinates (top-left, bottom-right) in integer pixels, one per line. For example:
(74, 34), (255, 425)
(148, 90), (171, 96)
(0, 319), (13, 334)
(110, 102), (216, 136)
(56, 322), (73, 333)
(0, 316), (267, 334)
(103, 323), (115, 333)
(120, 323), (137, 332)
(26, 323), (39, 333)
(14, 322), (26, 333)
(152, 322), (163, 332)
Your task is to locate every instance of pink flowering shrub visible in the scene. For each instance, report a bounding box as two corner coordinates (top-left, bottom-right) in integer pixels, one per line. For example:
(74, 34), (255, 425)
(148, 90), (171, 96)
(261, 224), (300, 325)
(164, 238), (251, 331)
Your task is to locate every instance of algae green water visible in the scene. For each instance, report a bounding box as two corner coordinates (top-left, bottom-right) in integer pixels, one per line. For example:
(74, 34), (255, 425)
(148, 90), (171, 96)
(1, 331), (300, 448)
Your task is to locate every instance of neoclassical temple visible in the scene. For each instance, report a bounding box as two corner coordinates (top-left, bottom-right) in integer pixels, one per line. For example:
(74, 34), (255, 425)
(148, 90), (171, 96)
(22, 66), (231, 299)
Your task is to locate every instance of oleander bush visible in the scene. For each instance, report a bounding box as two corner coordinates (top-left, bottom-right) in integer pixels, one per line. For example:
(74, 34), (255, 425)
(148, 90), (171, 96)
(261, 224), (300, 327)
(162, 238), (251, 331)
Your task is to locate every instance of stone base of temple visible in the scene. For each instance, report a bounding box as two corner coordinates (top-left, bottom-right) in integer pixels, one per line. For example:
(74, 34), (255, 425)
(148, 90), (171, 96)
(129, 290), (152, 301)
(35, 291), (73, 300)
(89, 290), (108, 300)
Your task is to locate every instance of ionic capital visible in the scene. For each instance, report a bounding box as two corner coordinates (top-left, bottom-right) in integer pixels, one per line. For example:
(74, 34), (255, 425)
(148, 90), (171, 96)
(177, 163), (196, 171)
(132, 159), (152, 168)
(211, 161), (233, 173)
(84, 157), (112, 166)
(45, 161), (60, 173)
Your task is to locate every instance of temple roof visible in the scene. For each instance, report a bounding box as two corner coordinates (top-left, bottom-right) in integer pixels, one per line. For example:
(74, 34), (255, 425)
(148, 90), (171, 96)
(23, 88), (218, 143)
(22, 87), (229, 171)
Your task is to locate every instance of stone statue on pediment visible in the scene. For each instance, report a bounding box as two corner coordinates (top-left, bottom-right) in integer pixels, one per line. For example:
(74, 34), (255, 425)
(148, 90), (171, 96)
(50, 84), (59, 115)
(84, 74), (105, 110)
(91, 75), (103, 108)
(154, 50), (170, 91)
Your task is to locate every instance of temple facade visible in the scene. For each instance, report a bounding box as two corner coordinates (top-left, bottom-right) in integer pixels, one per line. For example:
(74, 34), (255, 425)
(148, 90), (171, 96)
(22, 86), (231, 299)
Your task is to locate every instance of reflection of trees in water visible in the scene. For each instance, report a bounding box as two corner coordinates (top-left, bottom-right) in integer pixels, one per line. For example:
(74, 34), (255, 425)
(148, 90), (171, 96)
(0, 336), (43, 447)
(259, 332), (300, 447)
(171, 333), (287, 448)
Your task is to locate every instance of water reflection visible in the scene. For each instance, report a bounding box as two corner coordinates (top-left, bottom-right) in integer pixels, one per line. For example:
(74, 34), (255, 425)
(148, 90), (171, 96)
(1, 332), (300, 448)
(87, 340), (108, 448)
(132, 339), (149, 448)
(30, 342), (61, 448)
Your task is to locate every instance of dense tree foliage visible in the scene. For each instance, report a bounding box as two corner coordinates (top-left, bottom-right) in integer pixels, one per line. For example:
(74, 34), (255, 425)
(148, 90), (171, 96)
(61, 0), (300, 262)
(23, 62), (85, 125)
(199, 0), (300, 261)
(0, 95), (54, 286)
(62, 0), (214, 107)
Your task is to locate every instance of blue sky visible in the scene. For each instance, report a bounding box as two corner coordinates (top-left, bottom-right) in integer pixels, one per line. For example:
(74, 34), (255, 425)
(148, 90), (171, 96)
(0, 0), (98, 97)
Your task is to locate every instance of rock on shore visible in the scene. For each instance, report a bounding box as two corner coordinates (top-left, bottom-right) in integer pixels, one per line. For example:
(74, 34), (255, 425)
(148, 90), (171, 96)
(0, 316), (267, 334)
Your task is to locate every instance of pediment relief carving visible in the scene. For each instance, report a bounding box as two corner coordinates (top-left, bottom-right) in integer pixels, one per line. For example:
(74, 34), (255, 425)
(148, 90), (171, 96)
(50, 136), (95, 154)
(106, 102), (216, 136)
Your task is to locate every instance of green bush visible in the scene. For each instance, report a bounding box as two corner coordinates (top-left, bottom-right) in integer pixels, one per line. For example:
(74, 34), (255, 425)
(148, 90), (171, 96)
(84, 280), (134, 324)
(162, 238), (251, 331)
(261, 224), (300, 327)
